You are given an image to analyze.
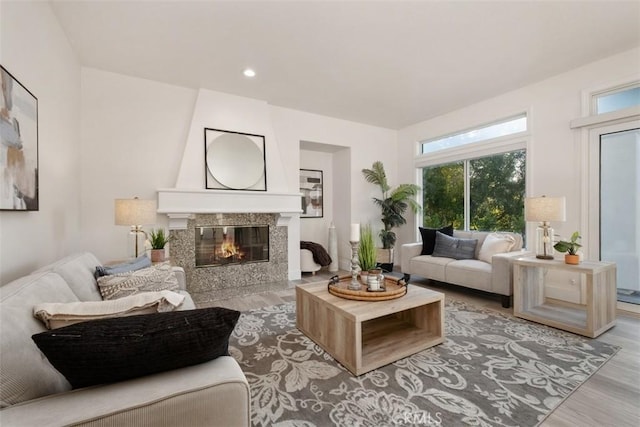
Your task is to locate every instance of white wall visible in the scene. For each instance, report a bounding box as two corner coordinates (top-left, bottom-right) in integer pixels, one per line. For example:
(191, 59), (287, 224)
(397, 48), (640, 254)
(0, 1), (81, 284)
(79, 70), (396, 273)
(80, 68), (196, 261)
(270, 106), (397, 269)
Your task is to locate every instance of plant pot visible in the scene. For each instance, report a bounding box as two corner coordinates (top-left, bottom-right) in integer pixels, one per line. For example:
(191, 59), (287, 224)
(376, 248), (394, 272)
(150, 249), (165, 263)
(565, 254), (580, 265)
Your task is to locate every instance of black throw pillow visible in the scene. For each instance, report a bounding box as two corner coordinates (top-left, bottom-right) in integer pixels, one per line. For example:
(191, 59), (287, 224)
(419, 224), (454, 255)
(32, 307), (240, 389)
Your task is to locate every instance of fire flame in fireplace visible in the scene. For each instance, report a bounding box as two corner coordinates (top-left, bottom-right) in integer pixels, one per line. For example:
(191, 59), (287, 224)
(217, 238), (244, 260)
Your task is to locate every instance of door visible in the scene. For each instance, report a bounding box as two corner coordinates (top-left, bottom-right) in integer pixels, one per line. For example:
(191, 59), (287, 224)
(589, 122), (640, 304)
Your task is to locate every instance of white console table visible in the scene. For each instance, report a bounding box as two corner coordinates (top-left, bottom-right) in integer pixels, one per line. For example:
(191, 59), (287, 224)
(513, 256), (616, 338)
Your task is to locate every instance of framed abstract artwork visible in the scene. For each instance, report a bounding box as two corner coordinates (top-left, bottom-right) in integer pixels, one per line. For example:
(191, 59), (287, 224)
(204, 128), (266, 191)
(1, 65), (38, 211)
(300, 169), (323, 218)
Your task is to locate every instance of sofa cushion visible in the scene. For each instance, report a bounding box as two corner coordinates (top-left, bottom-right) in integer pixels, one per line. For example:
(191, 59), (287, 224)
(445, 259), (492, 291)
(0, 272), (76, 408)
(432, 231), (478, 260)
(31, 307), (241, 389)
(94, 255), (152, 278)
(409, 255), (454, 282)
(33, 290), (186, 329)
(478, 232), (517, 264)
(419, 224), (454, 255)
(97, 262), (179, 300)
(33, 252), (104, 302)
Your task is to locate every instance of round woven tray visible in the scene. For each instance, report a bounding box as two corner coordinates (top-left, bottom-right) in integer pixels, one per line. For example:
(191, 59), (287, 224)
(327, 275), (407, 301)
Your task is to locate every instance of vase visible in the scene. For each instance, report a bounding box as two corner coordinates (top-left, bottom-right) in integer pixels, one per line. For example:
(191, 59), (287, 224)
(565, 254), (580, 265)
(151, 249), (165, 263)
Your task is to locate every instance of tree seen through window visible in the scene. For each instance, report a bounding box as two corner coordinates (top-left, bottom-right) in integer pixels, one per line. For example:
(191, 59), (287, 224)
(422, 150), (525, 235)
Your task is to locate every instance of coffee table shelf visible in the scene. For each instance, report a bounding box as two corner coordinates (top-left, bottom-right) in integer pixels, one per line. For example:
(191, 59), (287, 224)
(296, 281), (444, 376)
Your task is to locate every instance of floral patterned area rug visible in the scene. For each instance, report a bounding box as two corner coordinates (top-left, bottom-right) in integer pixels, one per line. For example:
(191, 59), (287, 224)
(229, 300), (619, 427)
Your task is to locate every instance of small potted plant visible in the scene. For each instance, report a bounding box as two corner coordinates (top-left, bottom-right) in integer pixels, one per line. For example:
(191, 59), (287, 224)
(358, 225), (378, 279)
(148, 228), (171, 262)
(553, 231), (582, 265)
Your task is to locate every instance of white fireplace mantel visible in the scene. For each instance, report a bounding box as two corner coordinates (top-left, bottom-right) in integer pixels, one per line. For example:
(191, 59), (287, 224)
(157, 188), (302, 229)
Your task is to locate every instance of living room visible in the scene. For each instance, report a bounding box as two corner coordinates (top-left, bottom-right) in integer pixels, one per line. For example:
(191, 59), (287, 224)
(1, 1), (639, 426)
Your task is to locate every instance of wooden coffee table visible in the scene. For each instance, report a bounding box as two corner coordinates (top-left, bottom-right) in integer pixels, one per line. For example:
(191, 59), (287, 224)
(296, 281), (445, 376)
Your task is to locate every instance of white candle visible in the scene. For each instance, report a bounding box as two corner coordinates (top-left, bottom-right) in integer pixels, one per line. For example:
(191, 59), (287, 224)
(350, 223), (360, 242)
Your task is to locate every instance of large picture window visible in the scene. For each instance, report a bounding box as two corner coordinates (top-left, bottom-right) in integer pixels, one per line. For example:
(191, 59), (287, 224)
(422, 150), (526, 235)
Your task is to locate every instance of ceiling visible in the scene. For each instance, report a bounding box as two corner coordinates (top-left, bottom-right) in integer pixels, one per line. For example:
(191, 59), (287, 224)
(50, 1), (640, 129)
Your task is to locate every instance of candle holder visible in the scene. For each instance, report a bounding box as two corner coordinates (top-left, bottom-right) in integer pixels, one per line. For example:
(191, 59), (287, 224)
(348, 240), (361, 290)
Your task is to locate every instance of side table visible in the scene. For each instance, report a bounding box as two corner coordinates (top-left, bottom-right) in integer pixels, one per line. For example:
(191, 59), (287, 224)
(513, 256), (616, 338)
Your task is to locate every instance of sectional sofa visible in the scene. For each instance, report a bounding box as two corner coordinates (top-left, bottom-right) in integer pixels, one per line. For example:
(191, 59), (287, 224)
(0, 252), (249, 427)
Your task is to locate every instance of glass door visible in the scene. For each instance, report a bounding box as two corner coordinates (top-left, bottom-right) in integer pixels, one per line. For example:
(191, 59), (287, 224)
(599, 127), (640, 304)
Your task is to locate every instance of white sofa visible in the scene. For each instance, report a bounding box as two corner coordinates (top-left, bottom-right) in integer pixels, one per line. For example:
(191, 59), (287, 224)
(0, 252), (250, 427)
(400, 231), (525, 307)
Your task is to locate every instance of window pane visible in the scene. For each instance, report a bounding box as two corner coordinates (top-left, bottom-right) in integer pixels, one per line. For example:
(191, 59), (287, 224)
(596, 86), (640, 114)
(422, 162), (464, 228)
(421, 115), (526, 154)
(469, 150), (526, 235)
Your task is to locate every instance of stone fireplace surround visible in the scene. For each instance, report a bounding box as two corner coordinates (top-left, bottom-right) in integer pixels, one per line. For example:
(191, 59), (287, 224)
(170, 213), (288, 305)
(157, 188), (301, 305)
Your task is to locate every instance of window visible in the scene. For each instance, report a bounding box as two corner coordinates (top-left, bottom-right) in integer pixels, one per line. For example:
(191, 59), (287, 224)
(421, 114), (527, 154)
(422, 150), (526, 235)
(593, 84), (640, 114)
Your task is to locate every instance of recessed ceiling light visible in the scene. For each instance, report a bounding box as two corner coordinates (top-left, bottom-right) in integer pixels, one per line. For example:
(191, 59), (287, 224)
(243, 68), (256, 78)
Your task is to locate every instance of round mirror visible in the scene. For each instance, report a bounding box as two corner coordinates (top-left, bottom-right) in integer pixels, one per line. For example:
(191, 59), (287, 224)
(206, 133), (265, 189)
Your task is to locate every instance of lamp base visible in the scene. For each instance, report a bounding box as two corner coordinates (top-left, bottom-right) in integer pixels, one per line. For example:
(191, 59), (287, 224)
(536, 255), (554, 260)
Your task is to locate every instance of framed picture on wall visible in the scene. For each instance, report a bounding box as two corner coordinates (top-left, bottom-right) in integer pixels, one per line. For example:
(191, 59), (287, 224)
(300, 169), (323, 218)
(1, 65), (39, 211)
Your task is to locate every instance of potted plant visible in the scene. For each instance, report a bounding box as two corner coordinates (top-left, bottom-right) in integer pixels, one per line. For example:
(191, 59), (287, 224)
(553, 231), (582, 265)
(362, 161), (421, 271)
(148, 228), (171, 262)
(358, 224), (378, 279)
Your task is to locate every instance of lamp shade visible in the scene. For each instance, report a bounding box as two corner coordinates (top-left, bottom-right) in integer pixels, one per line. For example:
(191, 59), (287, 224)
(114, 198), (157, 226)
(524, 196), (566, 222)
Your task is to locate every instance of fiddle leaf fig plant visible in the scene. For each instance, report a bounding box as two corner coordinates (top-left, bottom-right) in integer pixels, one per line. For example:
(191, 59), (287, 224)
(553, 231), (582, 255)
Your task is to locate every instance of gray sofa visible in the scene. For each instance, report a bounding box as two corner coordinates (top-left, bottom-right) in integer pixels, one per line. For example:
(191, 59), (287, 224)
(400, 231), (525, 307)
(0, 252), (250, 427)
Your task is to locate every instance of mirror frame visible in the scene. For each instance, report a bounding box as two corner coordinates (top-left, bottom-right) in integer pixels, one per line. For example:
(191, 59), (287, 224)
(204, 128), (267, 191)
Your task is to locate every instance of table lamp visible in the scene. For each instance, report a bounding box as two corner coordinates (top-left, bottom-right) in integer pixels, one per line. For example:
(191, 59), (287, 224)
(524, 196), (566, 259)
(115, 197), (157, 257)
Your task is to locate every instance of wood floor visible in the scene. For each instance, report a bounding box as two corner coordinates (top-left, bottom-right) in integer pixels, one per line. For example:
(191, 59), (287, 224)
(203, 270), (640, 427)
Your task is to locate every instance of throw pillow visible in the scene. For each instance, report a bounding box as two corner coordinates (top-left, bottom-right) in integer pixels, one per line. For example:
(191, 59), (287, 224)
(432, 231), (478, 260)
(97, 262), (179, 300)
(478, 232), (517, 264)
(94, 254), (152, 278)
(31, 307), (241, 389)
(33, 290), (185, 329)
(419, 224), (454, 255)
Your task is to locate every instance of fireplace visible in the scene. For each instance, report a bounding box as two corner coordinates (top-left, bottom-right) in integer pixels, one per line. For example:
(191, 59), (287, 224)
(169, 213), (289, 305)
(195, 225), (269, 267)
